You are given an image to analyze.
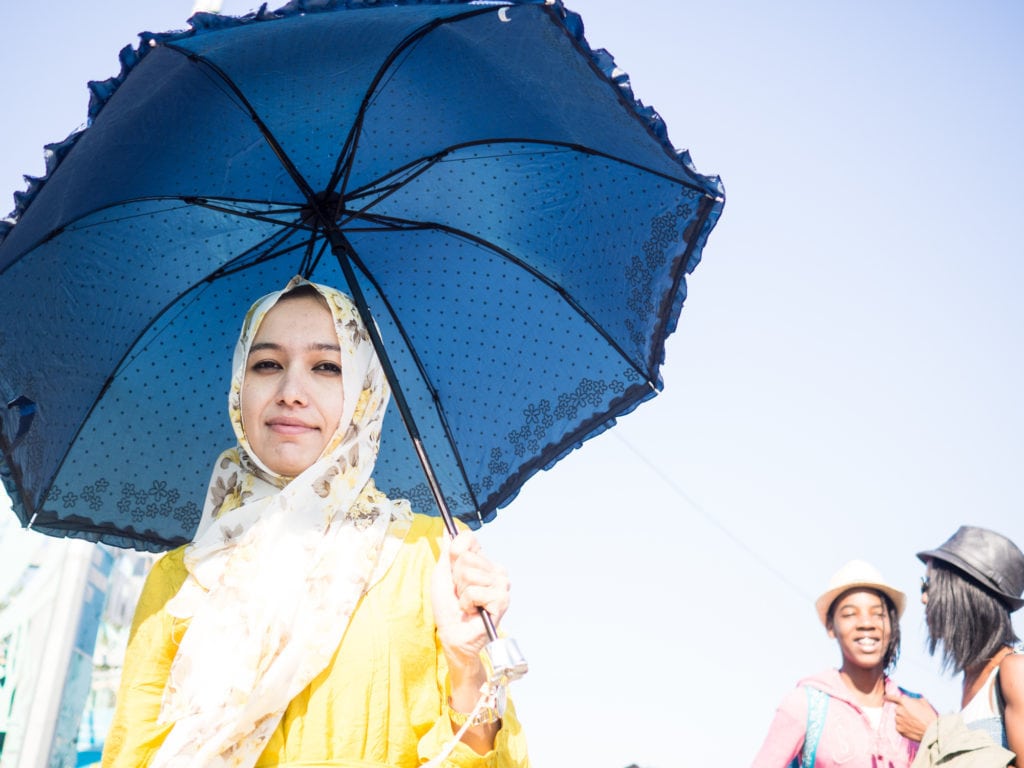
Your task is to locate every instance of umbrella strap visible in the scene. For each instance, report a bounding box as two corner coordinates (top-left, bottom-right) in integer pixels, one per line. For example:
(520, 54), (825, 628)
(422, 678), (504, 768)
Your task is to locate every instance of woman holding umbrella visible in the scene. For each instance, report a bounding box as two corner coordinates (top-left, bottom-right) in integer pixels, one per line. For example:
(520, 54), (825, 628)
(750, 560), (922, 767)
(102, 278), (528, 767)
(889, 525), (1024, 763)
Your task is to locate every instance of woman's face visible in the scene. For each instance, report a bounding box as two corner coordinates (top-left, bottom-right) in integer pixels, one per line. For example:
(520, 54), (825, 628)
(240, 293), (345, 477)
(827, 588), (892, 672)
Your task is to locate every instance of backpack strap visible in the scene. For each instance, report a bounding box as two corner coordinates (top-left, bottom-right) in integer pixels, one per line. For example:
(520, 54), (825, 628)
(790, 686), (829, 768)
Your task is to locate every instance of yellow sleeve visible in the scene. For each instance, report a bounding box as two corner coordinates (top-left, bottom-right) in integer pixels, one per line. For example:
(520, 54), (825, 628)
(101, 547), (188, 768)
(417, 694), (530, 768)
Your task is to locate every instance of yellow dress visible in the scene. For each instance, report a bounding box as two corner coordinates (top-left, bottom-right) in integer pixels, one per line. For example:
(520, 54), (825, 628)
(101, 514), (529, 768)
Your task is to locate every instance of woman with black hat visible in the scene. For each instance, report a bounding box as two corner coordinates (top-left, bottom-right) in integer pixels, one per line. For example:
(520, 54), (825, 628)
(890, 525), (1024, 762)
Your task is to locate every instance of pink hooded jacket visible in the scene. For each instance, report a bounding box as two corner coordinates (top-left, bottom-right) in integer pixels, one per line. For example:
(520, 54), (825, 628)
(751, 668), (919, 768)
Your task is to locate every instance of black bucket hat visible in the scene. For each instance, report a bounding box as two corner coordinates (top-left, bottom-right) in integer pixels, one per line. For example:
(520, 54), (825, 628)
(918, 525), (1024, 612)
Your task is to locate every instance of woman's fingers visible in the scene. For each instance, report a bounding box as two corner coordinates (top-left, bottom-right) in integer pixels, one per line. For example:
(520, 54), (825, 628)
(449, 530), (482, 557)
(455, 574), (510, 618)
(446, 531), (510, 619)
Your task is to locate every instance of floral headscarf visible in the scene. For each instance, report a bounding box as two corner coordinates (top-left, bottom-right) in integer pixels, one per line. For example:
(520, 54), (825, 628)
(153, 276), (412, 768)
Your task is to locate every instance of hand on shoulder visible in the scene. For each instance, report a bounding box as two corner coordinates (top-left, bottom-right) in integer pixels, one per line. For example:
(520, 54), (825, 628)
(884, 691), (938, 743)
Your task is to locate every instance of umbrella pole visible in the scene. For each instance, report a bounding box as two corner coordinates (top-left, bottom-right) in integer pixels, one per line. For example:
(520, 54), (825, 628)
(326, 242), (503, 638)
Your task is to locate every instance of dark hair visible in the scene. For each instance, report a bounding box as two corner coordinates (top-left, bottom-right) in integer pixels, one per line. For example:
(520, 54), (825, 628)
(827, 588), (902, 674)
(278, 283), (328, 304)
(925, 560), (1020, 673)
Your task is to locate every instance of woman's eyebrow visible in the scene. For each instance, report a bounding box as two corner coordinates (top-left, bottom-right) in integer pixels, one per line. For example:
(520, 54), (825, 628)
(249, 341), (280, 353)
(248, 341), (341, 354)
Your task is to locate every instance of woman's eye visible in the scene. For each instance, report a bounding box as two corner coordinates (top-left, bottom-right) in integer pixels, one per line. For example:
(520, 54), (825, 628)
(315, 362), (342, 374)
(251, 359), (281, 371)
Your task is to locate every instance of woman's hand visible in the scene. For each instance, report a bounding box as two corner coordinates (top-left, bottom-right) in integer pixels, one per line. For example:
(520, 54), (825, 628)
(884, 691), (938, 743)
(431, 530), (511, 752)
(432, 530), (510, 664)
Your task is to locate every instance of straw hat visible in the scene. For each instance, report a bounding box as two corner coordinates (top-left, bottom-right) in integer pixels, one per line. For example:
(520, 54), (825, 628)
(917, 525), (1024, 612)
(815, 559), (907, 628)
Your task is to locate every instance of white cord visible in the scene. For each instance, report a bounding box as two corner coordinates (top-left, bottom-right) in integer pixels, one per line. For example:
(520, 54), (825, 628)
(422, 679), (501, 768)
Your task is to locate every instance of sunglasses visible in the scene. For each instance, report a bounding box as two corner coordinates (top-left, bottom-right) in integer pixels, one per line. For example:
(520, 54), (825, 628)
(920, 575), (930, 595)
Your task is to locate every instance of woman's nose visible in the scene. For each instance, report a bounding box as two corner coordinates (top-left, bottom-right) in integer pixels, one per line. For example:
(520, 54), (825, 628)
(276, 368), (308, 404)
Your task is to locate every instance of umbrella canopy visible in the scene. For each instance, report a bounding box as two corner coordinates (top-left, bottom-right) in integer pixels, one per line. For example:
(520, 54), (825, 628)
(0, 0), (724, 551)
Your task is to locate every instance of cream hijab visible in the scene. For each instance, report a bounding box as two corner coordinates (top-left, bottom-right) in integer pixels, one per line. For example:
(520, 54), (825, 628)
(152, 276), (412, 768)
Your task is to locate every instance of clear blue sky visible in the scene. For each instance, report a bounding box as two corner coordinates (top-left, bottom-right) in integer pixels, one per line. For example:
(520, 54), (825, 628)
(3, 2), (1024, 766)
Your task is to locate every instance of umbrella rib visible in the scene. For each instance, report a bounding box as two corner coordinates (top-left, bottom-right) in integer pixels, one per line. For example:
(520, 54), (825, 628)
(545, 1), (703, 175)
(648, 194), (720, 374)
(163, 43), (320, 208)
(325, 4), (498, 199)
(182, 196), (334, 276)
(206, 234), (313, 279)
(323, 7), (708, 200)
(334, 136), (717, 387)
(345, 138), (716, 206)
(185, 197), (309, 232)
(2, 196), (305, 274)
(327, 230), (484, 520)
(343, 210), (658, 387)
(6, 199), (196, 254)
(302, 232), (332, 276)
(0, 432), (35, 525)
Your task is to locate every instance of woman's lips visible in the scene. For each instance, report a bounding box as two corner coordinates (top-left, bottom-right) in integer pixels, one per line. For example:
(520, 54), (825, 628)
(267, 419), (316, 434)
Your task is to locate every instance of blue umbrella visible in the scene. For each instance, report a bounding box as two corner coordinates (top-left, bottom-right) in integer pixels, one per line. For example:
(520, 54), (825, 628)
(0, 0), (724, 553)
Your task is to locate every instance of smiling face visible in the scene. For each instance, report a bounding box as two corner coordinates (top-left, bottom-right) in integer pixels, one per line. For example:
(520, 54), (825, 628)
(239, 292), (345, 477)
(827, 588), (892, 673)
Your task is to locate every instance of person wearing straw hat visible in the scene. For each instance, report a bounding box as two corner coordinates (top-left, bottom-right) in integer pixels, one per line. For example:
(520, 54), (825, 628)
(751, 560), (923, 768)
(888, 526), (1024, 763)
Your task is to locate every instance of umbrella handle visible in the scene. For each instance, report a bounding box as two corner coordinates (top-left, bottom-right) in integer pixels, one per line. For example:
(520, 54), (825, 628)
(408, 434), (500, 645)
(482, 636), (529, 683)
(477, 606), (499, 643)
